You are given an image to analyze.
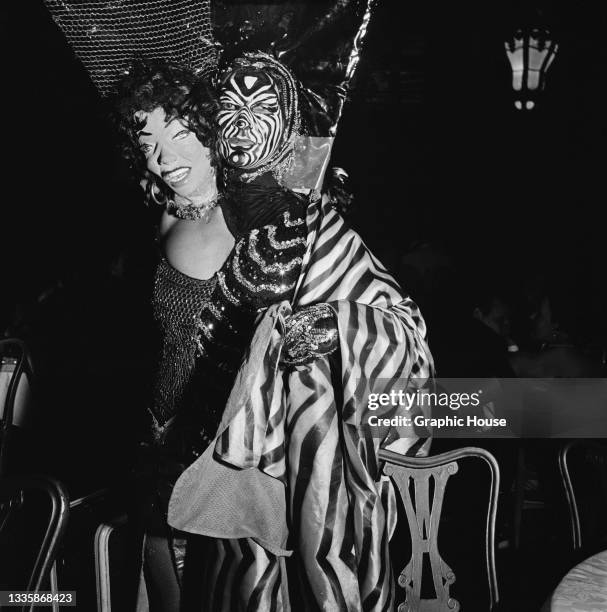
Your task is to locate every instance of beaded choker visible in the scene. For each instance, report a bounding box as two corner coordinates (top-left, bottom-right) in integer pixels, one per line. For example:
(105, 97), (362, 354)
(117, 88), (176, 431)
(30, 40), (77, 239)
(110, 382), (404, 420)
(170, 193), (219, 221)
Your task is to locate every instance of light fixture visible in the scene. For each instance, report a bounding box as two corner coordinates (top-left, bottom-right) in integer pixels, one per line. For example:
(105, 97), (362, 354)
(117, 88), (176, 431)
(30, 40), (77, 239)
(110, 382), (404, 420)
(505, 27), (558, 110)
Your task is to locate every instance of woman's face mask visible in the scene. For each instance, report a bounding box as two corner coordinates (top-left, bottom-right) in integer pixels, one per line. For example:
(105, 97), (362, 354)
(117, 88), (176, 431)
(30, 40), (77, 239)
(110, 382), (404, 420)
(217, 69), (285, 170)
(136, 107), (214, 198)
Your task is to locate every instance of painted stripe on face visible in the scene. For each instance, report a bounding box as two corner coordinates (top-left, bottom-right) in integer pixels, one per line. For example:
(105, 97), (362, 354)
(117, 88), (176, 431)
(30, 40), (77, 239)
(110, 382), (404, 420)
(217, 72), (285, 170)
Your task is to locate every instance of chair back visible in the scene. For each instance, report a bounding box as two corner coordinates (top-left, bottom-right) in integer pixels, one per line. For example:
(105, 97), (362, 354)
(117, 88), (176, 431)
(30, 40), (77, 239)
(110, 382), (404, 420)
(0, 476), (69, 607)
(380, 447), (500, 612)
(0, 338), (34, 477)
(559, 440), (607, 552)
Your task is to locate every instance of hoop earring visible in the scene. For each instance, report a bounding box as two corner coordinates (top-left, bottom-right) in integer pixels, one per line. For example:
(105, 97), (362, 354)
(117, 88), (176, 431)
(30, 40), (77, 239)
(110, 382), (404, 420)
(147, 179), (168, 207)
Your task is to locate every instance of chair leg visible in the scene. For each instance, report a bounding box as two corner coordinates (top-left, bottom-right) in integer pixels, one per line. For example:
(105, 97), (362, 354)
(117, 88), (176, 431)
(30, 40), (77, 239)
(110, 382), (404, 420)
(50, 562), (60, 612)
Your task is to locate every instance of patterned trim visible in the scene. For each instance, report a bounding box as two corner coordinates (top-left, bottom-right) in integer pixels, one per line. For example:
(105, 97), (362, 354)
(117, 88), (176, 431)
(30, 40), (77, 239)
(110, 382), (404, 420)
(204, 300), (224, 321)
(266, 226), (307, 250)
(283, 211), (305, 227)
(248, 231), (303, 274)
(217, 270), (240, 306)
(231, 242), (295, 294)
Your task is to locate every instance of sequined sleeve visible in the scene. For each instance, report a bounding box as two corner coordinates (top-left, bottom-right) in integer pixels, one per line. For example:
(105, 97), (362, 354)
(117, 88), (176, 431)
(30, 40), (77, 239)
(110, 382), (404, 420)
(196, 209), (307, 360)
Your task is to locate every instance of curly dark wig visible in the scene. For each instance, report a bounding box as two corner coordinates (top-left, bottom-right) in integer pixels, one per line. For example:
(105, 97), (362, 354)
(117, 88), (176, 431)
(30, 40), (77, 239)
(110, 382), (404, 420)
(113, 59), (220, 204)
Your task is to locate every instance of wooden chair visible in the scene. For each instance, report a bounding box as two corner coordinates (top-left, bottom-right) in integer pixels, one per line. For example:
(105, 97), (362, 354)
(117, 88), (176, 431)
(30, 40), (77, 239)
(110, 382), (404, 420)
(559, 440), (607, 554)
(380, 447), (500, 611)
(0, 476), (69, 608)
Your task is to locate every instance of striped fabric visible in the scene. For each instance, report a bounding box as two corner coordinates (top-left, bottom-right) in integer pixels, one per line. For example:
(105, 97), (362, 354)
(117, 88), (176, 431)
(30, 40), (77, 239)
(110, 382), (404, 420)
(215, 196), (433, 468)
(170, 196), (433, 610)
(203, 538), (285, 611)
(287, 198), (433, 610)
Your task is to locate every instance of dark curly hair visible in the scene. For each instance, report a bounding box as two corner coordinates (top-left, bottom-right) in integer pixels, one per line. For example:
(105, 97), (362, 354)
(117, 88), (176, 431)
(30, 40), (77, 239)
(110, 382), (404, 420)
(113, 59), (220, 205)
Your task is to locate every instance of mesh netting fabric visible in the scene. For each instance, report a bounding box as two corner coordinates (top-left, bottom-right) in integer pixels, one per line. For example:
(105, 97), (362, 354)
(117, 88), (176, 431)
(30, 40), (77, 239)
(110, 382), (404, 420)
(44, 0), (218, 97)
(152, 258), (217, 427)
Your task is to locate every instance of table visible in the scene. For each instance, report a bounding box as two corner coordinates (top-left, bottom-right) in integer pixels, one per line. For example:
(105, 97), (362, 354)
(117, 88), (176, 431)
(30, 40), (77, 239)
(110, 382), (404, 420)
(551, 550), (607, 611)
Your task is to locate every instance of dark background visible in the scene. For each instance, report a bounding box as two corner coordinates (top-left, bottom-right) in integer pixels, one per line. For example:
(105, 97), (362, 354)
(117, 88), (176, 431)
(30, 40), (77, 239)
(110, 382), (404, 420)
(4, 1), (607, 331)
(2, 0), (607, 480)
(2, 2), (606, 608)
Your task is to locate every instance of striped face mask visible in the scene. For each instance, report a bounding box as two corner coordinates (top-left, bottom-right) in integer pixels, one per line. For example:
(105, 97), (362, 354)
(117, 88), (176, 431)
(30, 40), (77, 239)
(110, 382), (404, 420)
(217, 69), (286, 171)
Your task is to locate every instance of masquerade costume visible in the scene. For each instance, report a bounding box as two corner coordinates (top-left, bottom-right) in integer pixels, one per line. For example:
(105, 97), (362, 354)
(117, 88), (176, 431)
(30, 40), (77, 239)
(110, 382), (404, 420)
(43, 3), (434, 610)
(216, 53), (300, 183)
(162, 53), (434, 611)
(169, 195), (434, 611)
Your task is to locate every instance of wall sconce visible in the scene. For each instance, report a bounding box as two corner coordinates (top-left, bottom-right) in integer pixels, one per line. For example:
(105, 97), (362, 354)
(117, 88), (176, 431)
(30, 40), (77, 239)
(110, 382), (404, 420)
(505, 27), (558, 110)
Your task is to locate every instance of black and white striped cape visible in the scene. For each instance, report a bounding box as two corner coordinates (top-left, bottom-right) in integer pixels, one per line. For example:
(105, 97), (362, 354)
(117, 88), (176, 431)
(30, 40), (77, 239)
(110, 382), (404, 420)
(170, 196), (434, 611)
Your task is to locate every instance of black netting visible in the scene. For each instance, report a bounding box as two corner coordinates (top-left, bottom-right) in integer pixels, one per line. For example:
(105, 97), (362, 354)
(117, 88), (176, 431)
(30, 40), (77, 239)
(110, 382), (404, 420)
(43, 0), (217, 97)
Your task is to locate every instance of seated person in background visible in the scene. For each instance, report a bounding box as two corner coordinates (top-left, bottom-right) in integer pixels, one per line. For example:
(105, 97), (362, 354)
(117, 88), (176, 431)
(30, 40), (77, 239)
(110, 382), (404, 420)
(510, 287), (604, 378)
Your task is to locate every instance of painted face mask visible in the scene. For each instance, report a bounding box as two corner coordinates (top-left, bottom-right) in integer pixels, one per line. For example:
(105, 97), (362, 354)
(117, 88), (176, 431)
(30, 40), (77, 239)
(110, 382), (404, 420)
(217, 52), (299, 180)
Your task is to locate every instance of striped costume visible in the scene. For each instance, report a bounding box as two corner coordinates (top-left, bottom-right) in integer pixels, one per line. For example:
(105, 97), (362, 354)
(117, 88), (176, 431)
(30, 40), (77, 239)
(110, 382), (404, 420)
(169, 195), (433, 611)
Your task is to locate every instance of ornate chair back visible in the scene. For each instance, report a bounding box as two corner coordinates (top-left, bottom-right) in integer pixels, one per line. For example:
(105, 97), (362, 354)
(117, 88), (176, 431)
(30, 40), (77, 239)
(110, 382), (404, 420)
(380, 447), (500, 612)
(559, 440), (607, 553)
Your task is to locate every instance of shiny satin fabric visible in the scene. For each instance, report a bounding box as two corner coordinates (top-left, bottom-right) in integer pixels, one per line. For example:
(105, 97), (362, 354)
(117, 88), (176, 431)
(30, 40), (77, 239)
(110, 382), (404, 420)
(169, 196), (433, 610)
(281, 135), (334, 191)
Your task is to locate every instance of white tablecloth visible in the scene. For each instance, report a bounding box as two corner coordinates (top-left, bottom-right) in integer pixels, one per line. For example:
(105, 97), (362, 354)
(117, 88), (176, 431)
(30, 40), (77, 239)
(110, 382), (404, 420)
(551, 550), (607, 612)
